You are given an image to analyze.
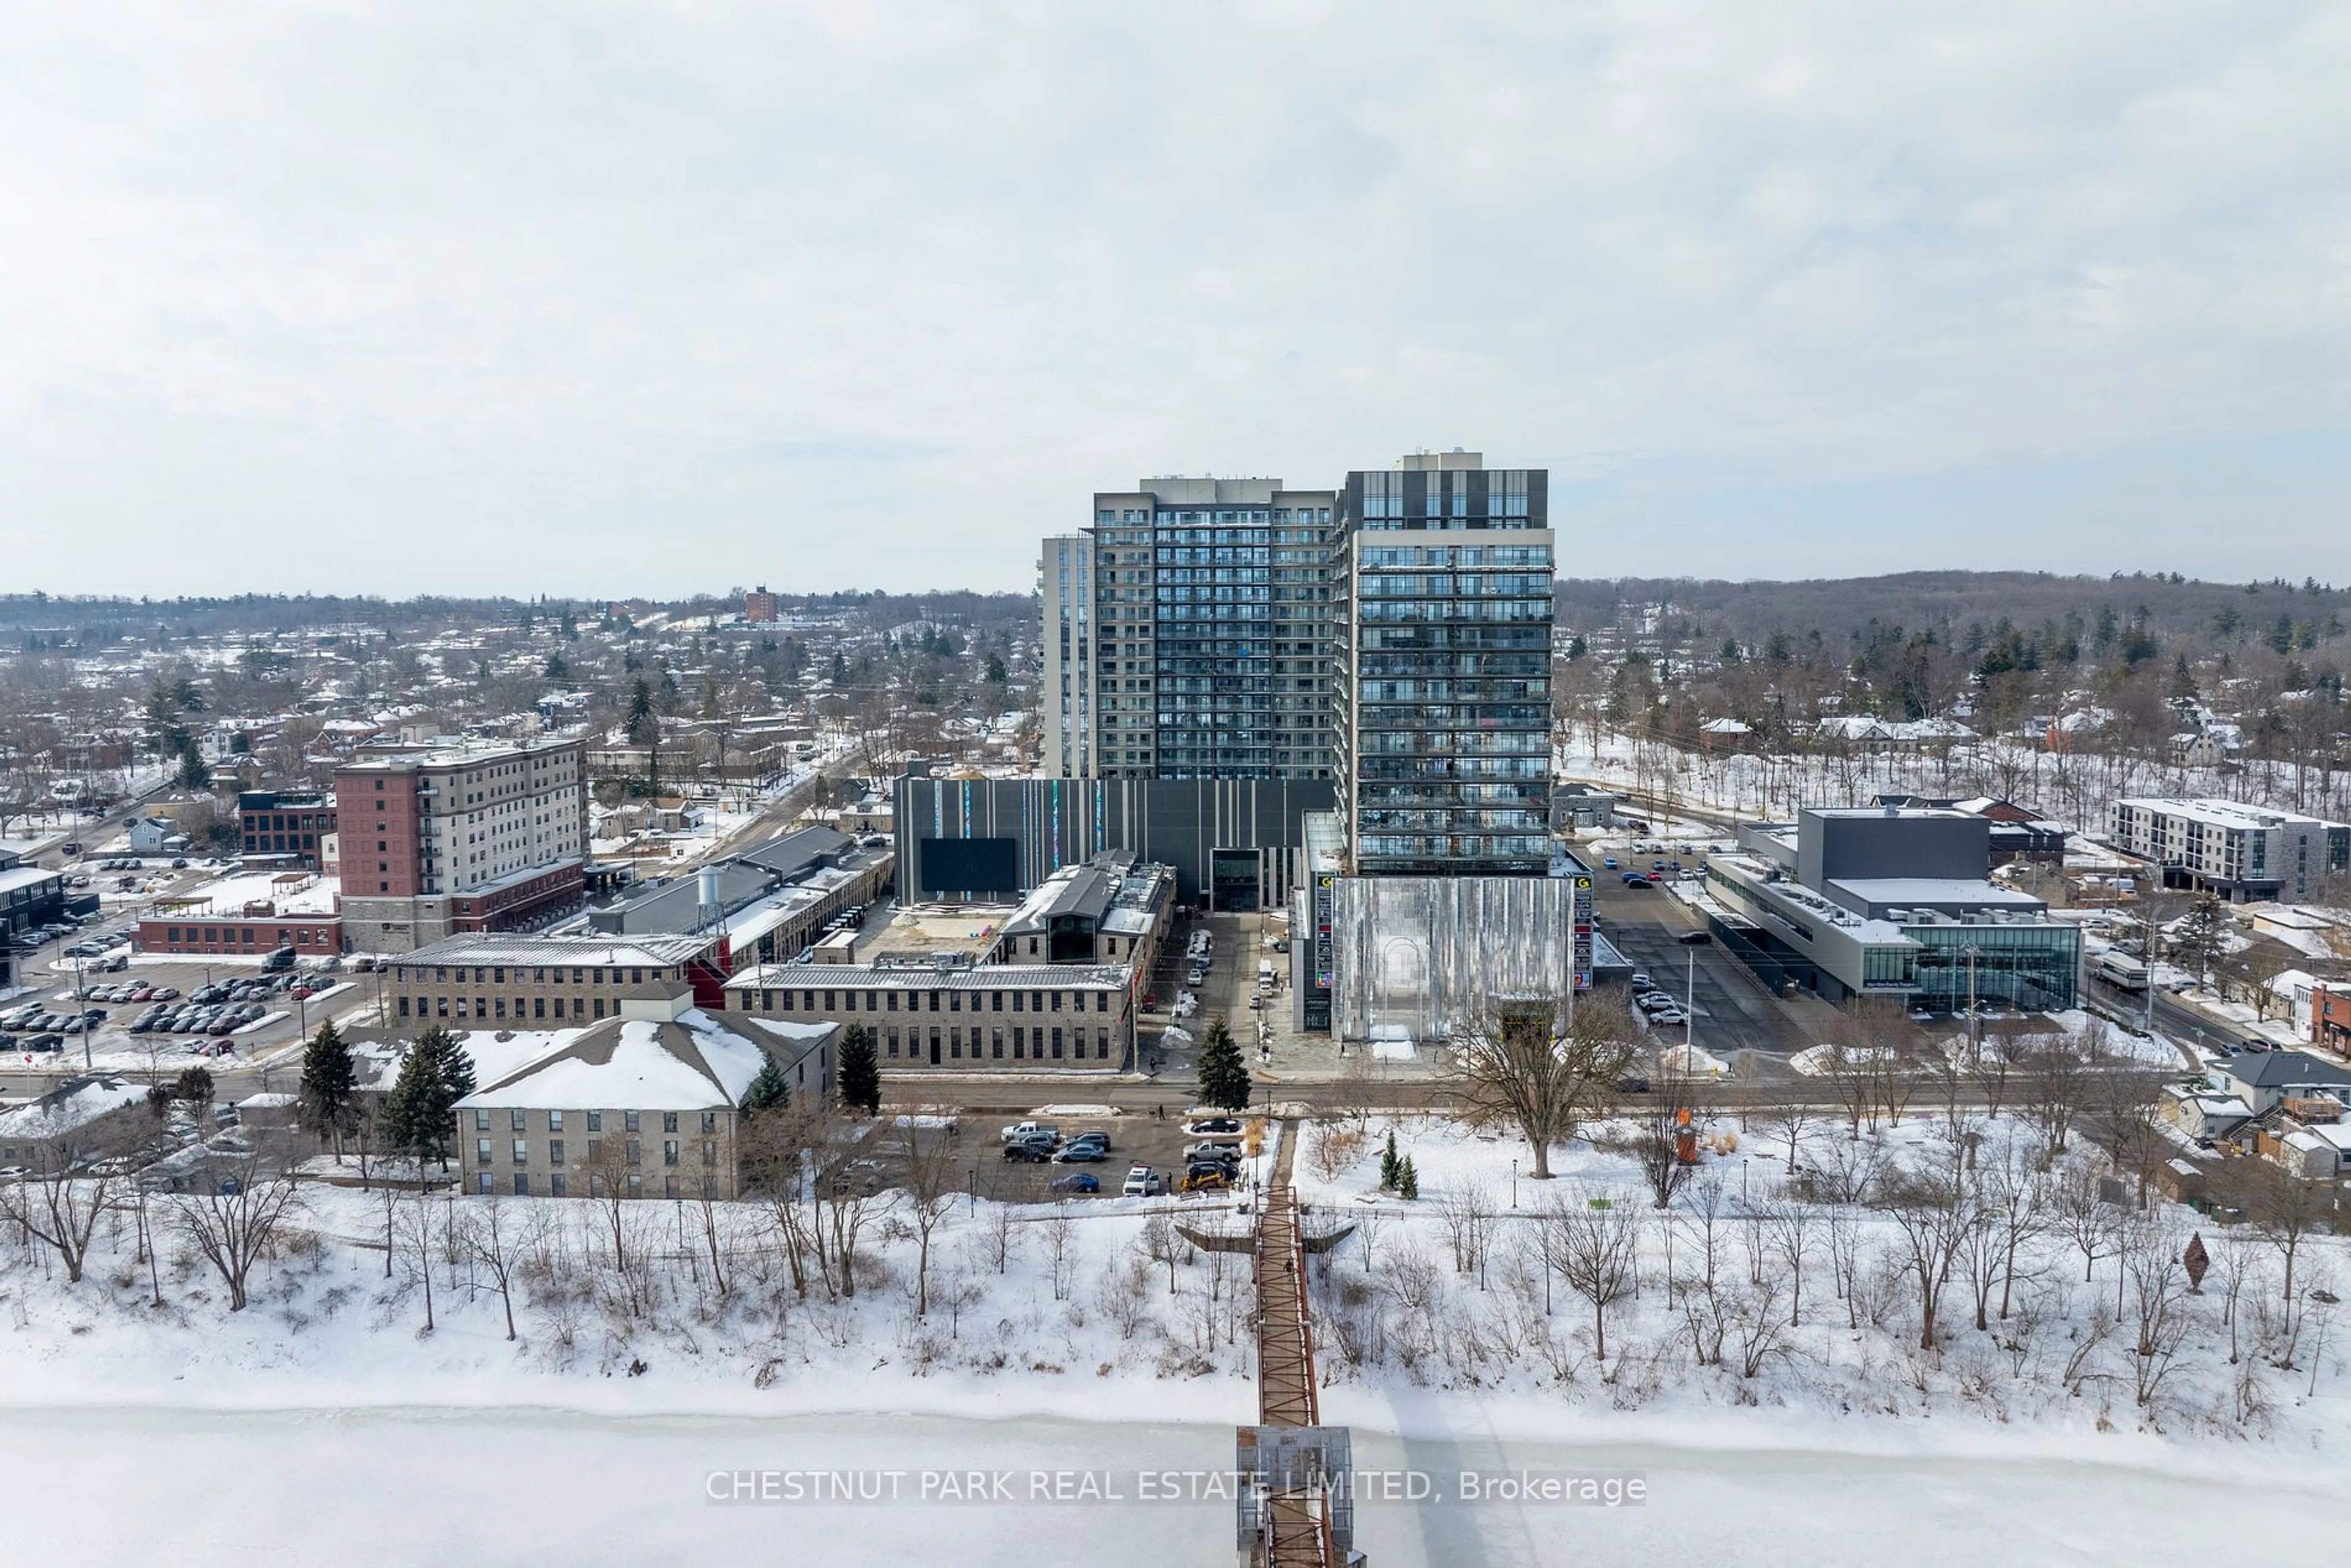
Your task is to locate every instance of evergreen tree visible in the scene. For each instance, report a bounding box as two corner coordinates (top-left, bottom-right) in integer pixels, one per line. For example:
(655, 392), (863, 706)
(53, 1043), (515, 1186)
(838, 1022), (880, 1116)
(1379, 1128), (1400, 1190)
(1397, 1156), (1420, 1201)
(378, 1043), (437, 1166)
(176, 743), (211, 791)
(173, 1065), (215, 1106)
(383, 1026), (475, 1169)
(299, 1019), (358, 1161)
(544, 652), (569, 681)
(741, 1056), (791, 1114)
(1195, 1016), (1251, 1111)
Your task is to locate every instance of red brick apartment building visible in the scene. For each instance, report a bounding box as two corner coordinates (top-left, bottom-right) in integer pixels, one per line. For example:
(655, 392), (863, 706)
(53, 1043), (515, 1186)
(333, 737), (588, 954)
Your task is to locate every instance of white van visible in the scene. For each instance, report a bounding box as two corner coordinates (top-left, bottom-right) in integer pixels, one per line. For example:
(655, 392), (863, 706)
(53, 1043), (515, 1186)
(1258, 959), (1277, 989)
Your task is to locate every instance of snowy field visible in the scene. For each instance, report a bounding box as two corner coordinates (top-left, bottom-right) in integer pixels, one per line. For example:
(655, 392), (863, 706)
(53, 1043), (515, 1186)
(8, 1102), (2351, 1561)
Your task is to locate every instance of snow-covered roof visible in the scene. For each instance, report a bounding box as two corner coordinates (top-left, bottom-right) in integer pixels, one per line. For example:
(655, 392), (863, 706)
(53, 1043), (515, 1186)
(456, 1010), (777, 1112)
(0, 1075), (139, 1143)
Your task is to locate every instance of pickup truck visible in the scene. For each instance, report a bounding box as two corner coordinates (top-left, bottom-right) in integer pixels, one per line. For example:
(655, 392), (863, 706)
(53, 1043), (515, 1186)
(999, 1120), (1061, 1146)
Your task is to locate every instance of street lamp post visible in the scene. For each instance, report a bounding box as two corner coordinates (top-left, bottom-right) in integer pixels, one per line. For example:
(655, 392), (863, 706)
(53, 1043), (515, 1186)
(1963, 943), (1981, 1063)
(73, 951), (91, 1070)
(1685, 945), (1697, 1055)
(1510, 1157), (1518, 1209)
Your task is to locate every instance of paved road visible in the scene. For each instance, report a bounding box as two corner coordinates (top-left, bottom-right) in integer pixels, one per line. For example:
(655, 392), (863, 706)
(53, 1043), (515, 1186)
(2084, 973), (2263, 1056)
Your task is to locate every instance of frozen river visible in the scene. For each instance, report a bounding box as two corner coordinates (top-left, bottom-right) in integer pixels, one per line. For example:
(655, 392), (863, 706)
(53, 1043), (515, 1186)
(0, 1404), (2339, 1566)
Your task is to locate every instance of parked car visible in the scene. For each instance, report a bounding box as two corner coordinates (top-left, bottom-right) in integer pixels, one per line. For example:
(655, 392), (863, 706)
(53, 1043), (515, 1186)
(1048, 1172), (1101, 1196)
(1051, 1142), (1108, 1164)
(1121, 1166), (1164, 1198)
(1183, 1117), (1243, 1138)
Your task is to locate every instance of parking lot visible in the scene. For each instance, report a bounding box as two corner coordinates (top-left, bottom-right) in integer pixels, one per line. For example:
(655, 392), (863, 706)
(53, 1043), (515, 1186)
(849, 1109), (1275, 1206)
(3, 951), (365, 1079)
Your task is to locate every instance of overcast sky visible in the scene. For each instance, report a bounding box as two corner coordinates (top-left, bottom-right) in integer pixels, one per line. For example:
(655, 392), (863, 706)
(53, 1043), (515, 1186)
(2, 2), (2346, 599)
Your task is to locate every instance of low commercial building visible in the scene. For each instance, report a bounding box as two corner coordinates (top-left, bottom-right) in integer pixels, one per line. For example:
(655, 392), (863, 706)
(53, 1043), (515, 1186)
(238, 789), (337, 869)
(723, 957), (1134, 1070)
(1703, 807), (2082, 1011)
(135, 870), (343, 958)
(2110, 797), (2350, 903)
(581, 825), (895, 991)
(1, 863), (68, 937)
(386, 932), (723, 1026)
(451, 994), (836, 1199)
(994, 851), (1174, 969)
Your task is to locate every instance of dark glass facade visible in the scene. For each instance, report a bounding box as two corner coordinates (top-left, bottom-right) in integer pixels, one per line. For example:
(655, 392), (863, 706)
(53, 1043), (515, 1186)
(1334, 460), (1554, 876)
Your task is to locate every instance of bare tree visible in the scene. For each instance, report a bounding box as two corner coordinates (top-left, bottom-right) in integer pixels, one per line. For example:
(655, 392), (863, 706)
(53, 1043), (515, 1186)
(459, 1194), (547, 1341)
(1446, 989), (1635, 1180)
(1632, 1074), (1708, 1210)
(0, 1135), (124, 1284)
(171, 1164), (304, 1312)
(2083, 1061), (2171, 1207)
(2050, 1166), (2123, 1286)
(391, 1183), (444, 1332)
(1044, 1206), (1078, 1302)
(2120, 1213), (2192, 1408)
(1875, 1168), (1977, 1351)
(896, 1123), (961, 1318)
(1548, 1190), (1640, 1361)
(1758, 1194), (1813, 1327)
(1141, 1214), (1185, 1295)
(2012, 1027), (2094, 1155)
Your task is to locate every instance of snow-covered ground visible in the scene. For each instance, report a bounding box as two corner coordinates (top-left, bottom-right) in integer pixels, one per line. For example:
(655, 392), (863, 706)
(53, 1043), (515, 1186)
(1, 1403), (2338, 1567)
(6, 1105), (2351, 1559)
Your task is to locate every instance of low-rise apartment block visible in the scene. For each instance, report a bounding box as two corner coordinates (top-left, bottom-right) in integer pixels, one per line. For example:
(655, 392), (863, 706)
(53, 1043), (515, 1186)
(451, 996), (836, 1199)
(2111, 797), (2350, 902)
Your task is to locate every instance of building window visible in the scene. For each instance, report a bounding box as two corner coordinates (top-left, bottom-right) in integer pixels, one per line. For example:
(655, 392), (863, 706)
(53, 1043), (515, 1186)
(474, 1109), (490, 1133)
(1051, 1028), (1063, 1059)
(663, 1140), (680, 1166)
(662, 1111), (678, 1133)
(512, 1173), (530, 1196)
(549, 1138), (565, 1163)
(626, 1139), (642, 1165)
(511, 1139), (528, 1164)
(625, 1111), (640, 1133)
(587, 1111), (602, 1132)
(700, 1111), (716, 1135)
(549, 1174), (567, 1198)
(477, 1173), (493, 1194)
(510, 1109), (527, 1133)
(992, 1029), (1003, 1059)
(476, 1139), (493, 1165)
